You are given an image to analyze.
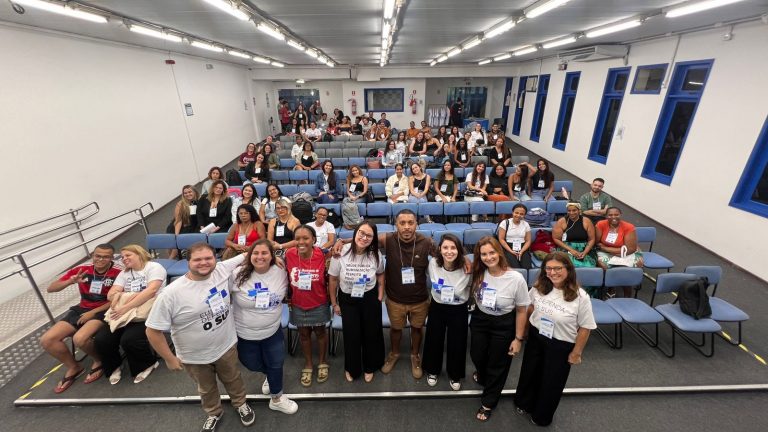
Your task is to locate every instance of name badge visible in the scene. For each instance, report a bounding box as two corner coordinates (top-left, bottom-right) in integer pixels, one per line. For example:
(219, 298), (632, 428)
(537, 180), (545, 189)
(512, 240), (522, 252)
(237, 234), (247, 246)
(254, 286), (270, 309)
(401, 267), (415, 285)
(440, 285), (454, 303)
(562, 232), (568, 242)
(189, 205), (197, 214)
(303, 155), (309, 160)
(323, 183), (329, 192)
(481, 287), (497, 309)
(276, 225), (285, 237)
(440, 184), (448, 192)
(89, 279), (104, 294)
(605, 231), (619, 244)
(298, 271), (313, 290)
(208, 291), (227, 315)
(128, 279), (144, 293)
(380, 134), (385, 139)
(460, 154), (467, 161)
(349, 184), (356, 192)
(254, 168), (261, 174)
(514, 184), (521, 192)
(393, 186), (400, 194)
(351, 282), (366, 298)
(370, 132), (375, 138)
(498, 153), (503, 159)
(539, 316), (555, 339)
(592, 202), (602, 210)
(493, 134), (498, 140)
(209, 208), (217, 218)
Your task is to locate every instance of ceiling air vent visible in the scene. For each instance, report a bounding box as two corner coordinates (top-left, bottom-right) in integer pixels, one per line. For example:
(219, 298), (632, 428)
(557, 45), (628, 62)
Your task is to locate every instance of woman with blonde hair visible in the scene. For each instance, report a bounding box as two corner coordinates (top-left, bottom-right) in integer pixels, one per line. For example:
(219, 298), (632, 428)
(93, 244), (166, 385)
(267, 197), (301, 255)
(166, 185), (199, 259)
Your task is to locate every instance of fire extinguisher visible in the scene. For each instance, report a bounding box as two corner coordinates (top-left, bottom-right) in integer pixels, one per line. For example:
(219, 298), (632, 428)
(348, 98), (357, 116)
(409, 95), (417, 115)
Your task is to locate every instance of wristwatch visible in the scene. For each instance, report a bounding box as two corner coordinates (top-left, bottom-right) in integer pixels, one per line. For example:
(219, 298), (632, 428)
(515, 336), (525, 342)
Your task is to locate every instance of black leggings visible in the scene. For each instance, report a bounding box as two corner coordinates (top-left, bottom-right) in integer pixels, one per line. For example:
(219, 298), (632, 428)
(94, 322), (157, 377)
(422, 301), (468, 380)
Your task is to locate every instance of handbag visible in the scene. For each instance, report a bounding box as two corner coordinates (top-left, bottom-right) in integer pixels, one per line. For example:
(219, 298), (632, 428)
(104, 291), (156, 332)
(607, 245), (637, 267)
(366, 158), (382, 169)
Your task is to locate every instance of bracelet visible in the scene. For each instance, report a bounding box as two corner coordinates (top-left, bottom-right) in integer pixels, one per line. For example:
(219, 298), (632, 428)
(515, 336), (525, 342)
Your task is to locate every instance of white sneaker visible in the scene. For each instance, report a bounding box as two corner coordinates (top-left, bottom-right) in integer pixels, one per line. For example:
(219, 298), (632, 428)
(269, 395), (298, 414)
(449, 380), (461, 391)
(109, 368), (122, 385)
(133, 361), (159, 384)
(427, 374), (438, 387)
(261, 378), (270, 395)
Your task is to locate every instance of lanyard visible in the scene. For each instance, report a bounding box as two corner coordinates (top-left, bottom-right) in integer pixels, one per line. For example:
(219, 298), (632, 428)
(396, 234), (416, 269)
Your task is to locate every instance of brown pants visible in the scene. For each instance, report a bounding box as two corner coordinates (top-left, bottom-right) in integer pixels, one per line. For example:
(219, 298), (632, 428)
(184, 345), (247, 416)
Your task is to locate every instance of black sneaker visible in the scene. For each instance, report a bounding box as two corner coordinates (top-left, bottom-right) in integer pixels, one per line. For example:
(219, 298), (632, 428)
(201, 415), (221, 432)
(237, 403), (255, 426)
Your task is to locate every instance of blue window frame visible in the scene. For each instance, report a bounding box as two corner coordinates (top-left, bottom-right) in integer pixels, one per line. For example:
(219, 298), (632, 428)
(641, 59), (714, 185)
(588, 67), (631, 164)
(730, 115), (768, 218)
(530, 75), (550, 142)
(553, 72), (580, 150)
(363, 88), (404, 112)
(631, 64), (668, 95)
(512, 77), (527, 136)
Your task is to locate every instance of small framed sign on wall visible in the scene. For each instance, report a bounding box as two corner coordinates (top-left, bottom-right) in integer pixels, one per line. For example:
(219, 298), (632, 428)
(184, 103), (194, 116)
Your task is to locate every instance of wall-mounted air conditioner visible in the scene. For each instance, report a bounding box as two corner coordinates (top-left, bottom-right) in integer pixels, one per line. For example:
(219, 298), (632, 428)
(557, 45), (628, 62)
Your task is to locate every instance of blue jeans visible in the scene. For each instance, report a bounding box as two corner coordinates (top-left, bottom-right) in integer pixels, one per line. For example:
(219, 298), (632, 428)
(237, 329), (285, 396)
(317, 194), (340, 204)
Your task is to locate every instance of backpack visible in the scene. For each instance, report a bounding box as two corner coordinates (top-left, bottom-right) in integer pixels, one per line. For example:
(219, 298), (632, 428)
(677, 277), (712, 320)
(326, 210), (342, 228)
(226, 169), (243, 187)
(290, 193), (315, 225)
(365, 148), (379, 158)
(341, 199), (363, 228)
(525, 207), (550, 227)
(530, 229), (556, 259)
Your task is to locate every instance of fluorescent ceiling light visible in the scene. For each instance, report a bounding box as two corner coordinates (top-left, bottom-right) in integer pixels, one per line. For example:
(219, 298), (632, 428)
(257, 23), (285, 40)
(542, 36), (576, 49)
(382, 22), (391, 39)
(525, 0), (571, 19)
(306, 49), (319, 58)
(271, 61), (285, 67)
(287, 39), (305, 50)
(296, 79), (305, 84)
(228, 50), (251, 59)
(478, 59), (492, 65)
(447, 47), (463, 57)
(325, 62), (335, 68)
(383, 0), (396, 20)
(429, 60), (437, 67)
(202, 0), (249, 21)
(436, 54), (448, 63)
(665, 0), (745, 18)
(485, 18), (516, 39)
(586, 19), (642, 38)
(252, 56), (271, 64)
(129, 24), (182, 42)
(317, 55), (327, 63)
(514, 46), (538, 56)
(493, 53), (512, 61)
(463, 37), (483, 50)
(191, 41), (224, 52)
(14, 0), (108, 23)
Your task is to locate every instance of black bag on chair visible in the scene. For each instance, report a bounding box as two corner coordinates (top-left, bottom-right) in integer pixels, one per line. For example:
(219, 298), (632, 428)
(677, 277), (712, 320)
(226, 169), (243, 187)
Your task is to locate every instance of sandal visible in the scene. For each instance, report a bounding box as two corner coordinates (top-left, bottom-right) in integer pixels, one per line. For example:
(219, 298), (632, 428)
(476, 406), (493, 422)
(472, 371), (479, 383)
(134, 361), (159, 384)
(364, 373), (374, 383)
(344, 371), (353, 382)
(83, 366), (103, 384)
(300, 368), (313, 387)
(53, 368), (84, 394)
(317, 363), (330, 383)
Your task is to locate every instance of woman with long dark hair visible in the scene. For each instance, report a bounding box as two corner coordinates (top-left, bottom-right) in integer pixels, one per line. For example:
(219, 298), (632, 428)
(167, 185), (198, 259)
(328, 221), (385, 383)
(529, 158), (555, 201)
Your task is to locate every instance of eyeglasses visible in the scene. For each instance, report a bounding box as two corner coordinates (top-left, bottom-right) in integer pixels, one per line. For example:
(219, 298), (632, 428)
(357, 232), (374, 240)
(544, 266), (565, 273)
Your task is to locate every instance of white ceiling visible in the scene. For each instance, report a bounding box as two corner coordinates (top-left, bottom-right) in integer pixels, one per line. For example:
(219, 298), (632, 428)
(1, 0), (767, 68)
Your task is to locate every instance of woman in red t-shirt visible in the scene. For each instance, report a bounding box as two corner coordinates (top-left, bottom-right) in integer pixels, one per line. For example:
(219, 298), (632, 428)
(595, 207), (644, 297)
(223, 205), (264, 259)
(285, 225), (330, 387)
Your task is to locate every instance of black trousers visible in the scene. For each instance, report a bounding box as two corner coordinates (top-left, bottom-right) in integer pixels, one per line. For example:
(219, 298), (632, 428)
(469, 310), (516, 409)
(339, 288), (385, 378)
(504, 247), (532, 269)
(422, 301), (468, 380)
(94, 321), (157, 377)
(514, 326), (574, 426)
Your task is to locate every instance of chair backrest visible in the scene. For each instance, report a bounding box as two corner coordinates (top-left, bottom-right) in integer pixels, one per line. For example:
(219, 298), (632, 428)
(655, 272), (697, 294)
(254, 183), (267, 198)
(432, 230), (463, 244)
(326, 148), (343, 158)
(376, 223), (395, 233)
(426, 168), (441, 178)
(463, 228), (494, 249)
(366, 202), (392, 217)
(417, 202), (443, 217)
(469, 201), (495, 215)
(349, 135), (363, 141)
(511, 268), (528, 281)
(314, 142), (330, 150)
(146, 233), (176, 250)
(553, 180), (573, 194)
(342, 148), (359, 158)
(370, 183), (386, 198)
(207, 232), (228, 249)
(511, 155), (529, 165)
(495, 201), (517, 216)
(359, 141), (375, 150)
(683, 265), (721, 285)
(280, 184), (298, 196)
(416, 229), (432, 238)
(443, 202), (469, 216)
(298, 184), (316, 195)
(635, 226), (656, 244)
(317, 203), (340, 214)
(289, 170), (309, 182)
(271, 171), (290, 183)
(277, 149), (292, 158)
(471, 155), (489, 166)
(392, 202), (419, 218)
(237, 170), (246, 181)
(176, 233), (207, 250)
(349, 157), (366, 167)
(528, 268), (541, 287)
(526, 200), (546, 212)
(575, 267), (604, 287)
(368, 169), (388, 181)
(331, 157), (349, 168)
(604, 267), (644, 288)
(335, 134), (350, 142)
(280, 158), (296, 169)
(314, 148), (326, 158)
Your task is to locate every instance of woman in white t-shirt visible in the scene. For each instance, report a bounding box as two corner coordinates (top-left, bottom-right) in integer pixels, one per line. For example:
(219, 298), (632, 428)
(422, 234), (472, 390)
(497, 203), (532, 269)
(93, 245), (166, 386)
(328, 221), (385, 383)
(309, 207), (336, 253)
(465, 162), (490, 222)
(469, 237), (529, 422)
(514, 252), (596, 426)
(231, 240), (298, 414)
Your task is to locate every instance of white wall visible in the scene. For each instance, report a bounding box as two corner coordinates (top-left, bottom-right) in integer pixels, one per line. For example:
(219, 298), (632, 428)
(0, 24), (257, 299)
(507, 21), (768, 282)
(341, 79), (426, 129)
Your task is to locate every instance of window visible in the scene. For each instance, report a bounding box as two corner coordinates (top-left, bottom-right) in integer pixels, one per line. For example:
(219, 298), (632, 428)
(364, 88), (404, 112)
(512, 77), (528, 136)
(641, 59), (713, 185)
(631, 64), (668, 94)
(278, 88), (320, 112)
(446, 87), (488, 120)
(553, 72), (580, 150)
(588, 67), (631, 164)
(530, 75), (550, 142)
(730, 116), (768, 218)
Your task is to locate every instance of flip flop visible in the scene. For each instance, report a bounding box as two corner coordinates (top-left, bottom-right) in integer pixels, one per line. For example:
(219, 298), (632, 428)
(83, 366), (103, 384)
(476, 406), (493, 422)
(53, 368), (84, 394)
(300, 368), (313, 387)
(317, 363), (330, 383)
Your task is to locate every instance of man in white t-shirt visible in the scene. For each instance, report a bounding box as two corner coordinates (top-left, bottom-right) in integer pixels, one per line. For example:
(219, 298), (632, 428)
(146, 243), (254, 432)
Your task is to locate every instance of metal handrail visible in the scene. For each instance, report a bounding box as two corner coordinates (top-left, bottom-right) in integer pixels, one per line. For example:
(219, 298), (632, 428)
(0, 202), (99, 238)
(0, 202), (154, 324)
(0, 203), (101, 252)
(0, 203), (153, 263)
